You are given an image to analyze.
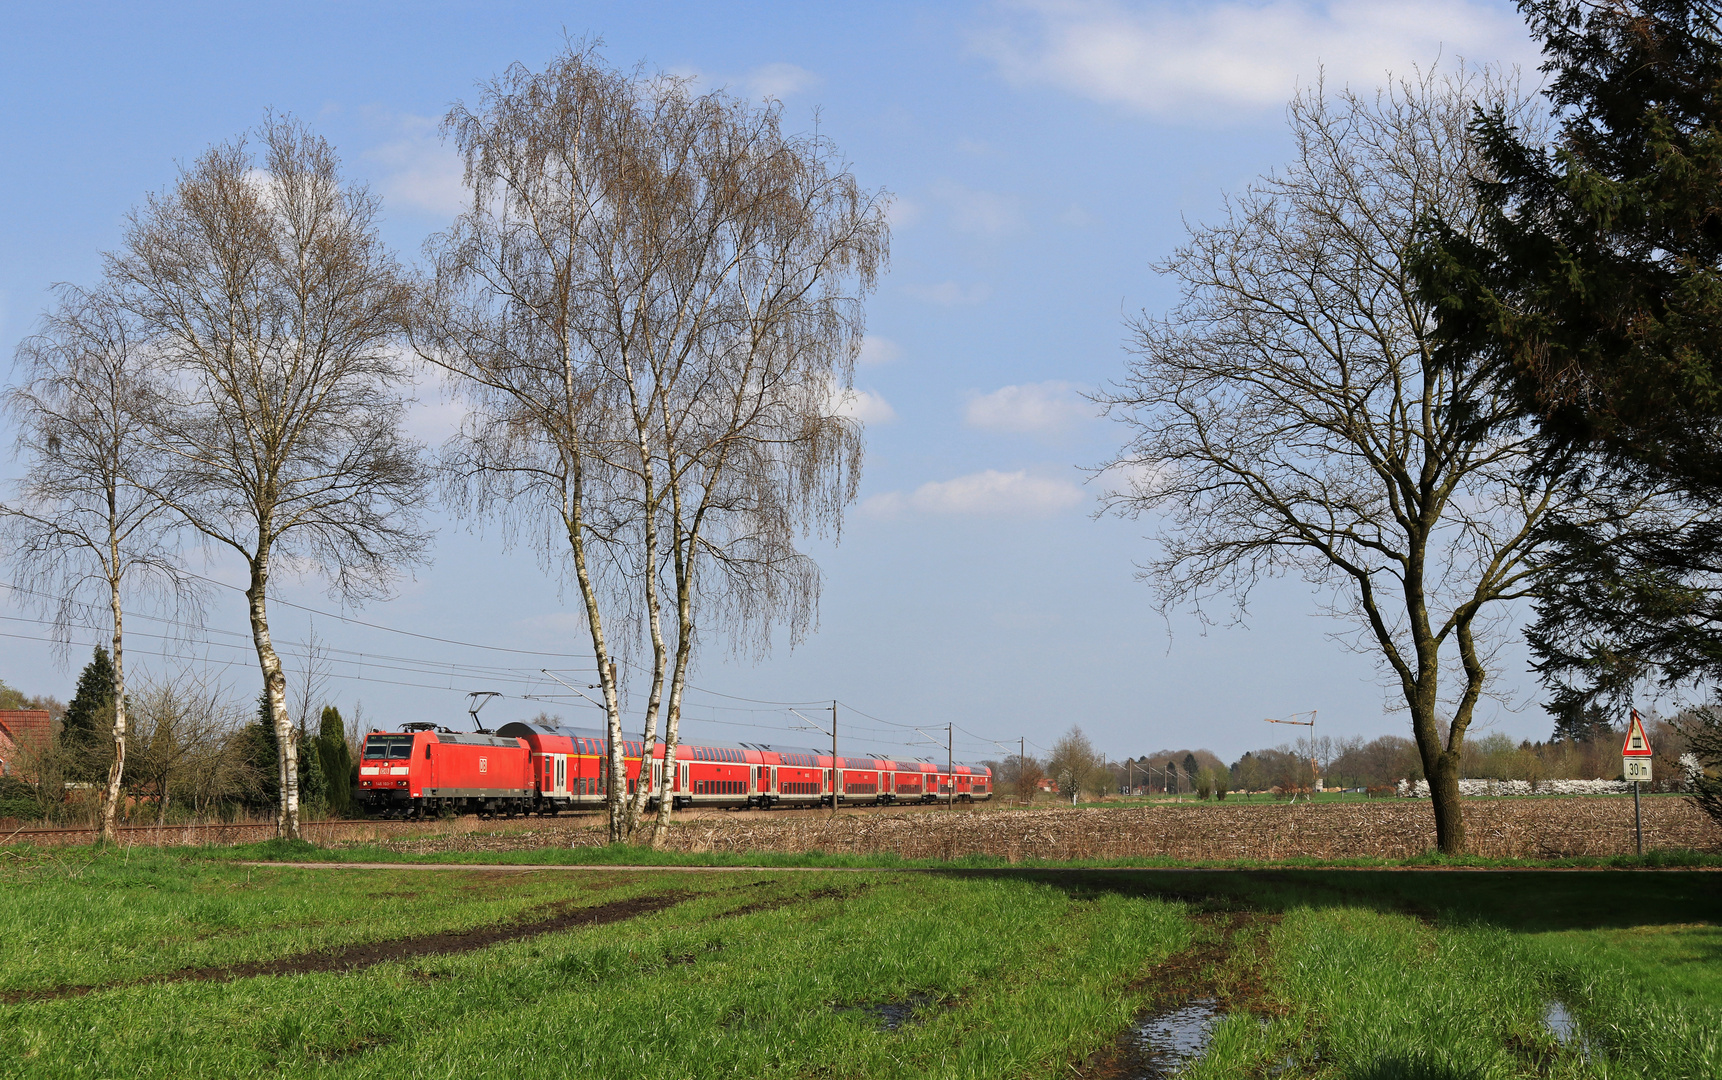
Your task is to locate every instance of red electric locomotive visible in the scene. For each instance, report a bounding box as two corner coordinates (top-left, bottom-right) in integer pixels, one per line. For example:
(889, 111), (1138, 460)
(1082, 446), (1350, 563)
(356, 723), (533, 817)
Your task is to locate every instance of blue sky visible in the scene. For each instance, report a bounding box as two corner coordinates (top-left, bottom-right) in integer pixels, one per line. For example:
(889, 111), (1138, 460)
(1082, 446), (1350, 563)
(0, 1), (1550, 765)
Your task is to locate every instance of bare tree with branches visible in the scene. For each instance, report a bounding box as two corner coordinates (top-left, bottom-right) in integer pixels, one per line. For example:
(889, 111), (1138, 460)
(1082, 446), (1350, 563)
(1095, 67), (1652, 853)
(108, 115), (429, 840)
(122, 670), (258, 823)
(1, 285), (198, 843)
(419, 45), (887, 844)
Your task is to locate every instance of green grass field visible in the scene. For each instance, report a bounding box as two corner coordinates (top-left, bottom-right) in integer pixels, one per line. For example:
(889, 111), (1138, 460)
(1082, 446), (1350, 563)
(1, 844), (1717, 1078)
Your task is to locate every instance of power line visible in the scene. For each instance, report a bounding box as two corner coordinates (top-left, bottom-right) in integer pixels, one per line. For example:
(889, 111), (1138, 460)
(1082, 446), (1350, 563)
(677, 685), (837, 707)
(834, 699), (923, 729)
(168, 569), (603, 661)
(0, 578), (1005, 756)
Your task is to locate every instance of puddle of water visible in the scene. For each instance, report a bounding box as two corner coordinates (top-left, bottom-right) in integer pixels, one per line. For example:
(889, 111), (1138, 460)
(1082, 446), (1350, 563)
(836, 991), (937, 1032)
(1543, 1000), (1591, 1060)
(1118, 997), (1223, 1078)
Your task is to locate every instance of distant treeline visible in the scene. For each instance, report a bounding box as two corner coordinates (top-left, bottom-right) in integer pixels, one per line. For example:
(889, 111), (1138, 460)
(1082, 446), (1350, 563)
(980, 719), (1695, 802)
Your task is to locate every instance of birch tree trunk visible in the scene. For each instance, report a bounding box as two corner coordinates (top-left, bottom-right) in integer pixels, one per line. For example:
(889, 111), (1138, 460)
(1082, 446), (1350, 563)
(99, 561), (127, 844)
(649, 577), (696, 849)
(564, 481), (626, 843)
(246, 559), (299, 839)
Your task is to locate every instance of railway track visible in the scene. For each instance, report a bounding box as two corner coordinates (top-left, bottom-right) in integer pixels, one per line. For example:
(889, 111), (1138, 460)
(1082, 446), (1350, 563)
(0, 818), (444, 846)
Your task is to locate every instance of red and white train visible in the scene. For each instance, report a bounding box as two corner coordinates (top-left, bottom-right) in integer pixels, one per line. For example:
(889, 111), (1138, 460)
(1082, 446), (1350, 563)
(356, 720), (992, 818)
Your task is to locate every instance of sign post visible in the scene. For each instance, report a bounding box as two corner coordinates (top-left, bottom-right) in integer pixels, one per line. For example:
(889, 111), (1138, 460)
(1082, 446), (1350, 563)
(1622, 710), (1654, 856)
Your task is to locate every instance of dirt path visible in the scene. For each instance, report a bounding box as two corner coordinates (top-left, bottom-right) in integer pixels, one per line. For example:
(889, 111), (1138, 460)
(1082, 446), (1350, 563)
(2, 891), (685, 1006)
(237, 860), (1719, 874)
(242, 860), (894, 873)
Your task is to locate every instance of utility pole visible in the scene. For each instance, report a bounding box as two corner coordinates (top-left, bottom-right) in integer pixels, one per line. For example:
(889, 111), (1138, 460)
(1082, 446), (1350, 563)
(1263, 711), (1319, 800)
(1021, 736), (1027, 804)
(788, 705), (840, 815)
(946, 722), (954, 810)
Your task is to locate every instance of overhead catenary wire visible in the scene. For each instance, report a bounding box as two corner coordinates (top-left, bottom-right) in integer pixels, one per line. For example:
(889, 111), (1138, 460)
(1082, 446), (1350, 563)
(0, 581), (599, 684)
(166, 569), (606, 661)
(0, 578), (1011, 760)
(0, 611), (592, 693)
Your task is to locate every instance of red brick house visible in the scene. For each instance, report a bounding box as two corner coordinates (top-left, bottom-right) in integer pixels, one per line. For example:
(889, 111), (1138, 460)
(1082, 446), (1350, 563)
(0, 709), (51, 778)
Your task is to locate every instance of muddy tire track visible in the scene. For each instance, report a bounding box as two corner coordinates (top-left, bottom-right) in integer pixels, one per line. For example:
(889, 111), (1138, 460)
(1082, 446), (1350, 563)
(2, 891), (685, 1005)
(715, 885), (861, 920)
(1074, 910), (1282, 1079)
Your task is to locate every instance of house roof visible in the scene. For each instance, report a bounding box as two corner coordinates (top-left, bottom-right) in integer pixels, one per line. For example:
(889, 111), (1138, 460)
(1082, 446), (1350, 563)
(0, 710), (51, 750)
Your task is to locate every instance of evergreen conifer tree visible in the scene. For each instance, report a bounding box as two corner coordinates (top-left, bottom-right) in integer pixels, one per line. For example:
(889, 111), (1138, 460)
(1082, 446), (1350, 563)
(60, 647), (116, 781)
(1413, 1), (1722, 825)
(1416, 0), (1722, 481)
(297, 722), (327, 816)
(317, 706), (353, 816)
(1550, 699), (1616, 744)
(243, 692), (279, 811)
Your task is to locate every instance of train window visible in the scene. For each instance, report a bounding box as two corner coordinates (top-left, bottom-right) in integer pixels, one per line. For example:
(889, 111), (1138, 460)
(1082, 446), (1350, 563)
(364, 736), (412, 760)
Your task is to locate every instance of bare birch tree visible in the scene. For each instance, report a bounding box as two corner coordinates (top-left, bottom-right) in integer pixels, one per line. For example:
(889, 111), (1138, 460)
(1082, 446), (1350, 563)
(1096, 67), (1648, 854)
(1, 285), (196, 843)
(108, 115), (428, 840)
(419, 46), (887, 844)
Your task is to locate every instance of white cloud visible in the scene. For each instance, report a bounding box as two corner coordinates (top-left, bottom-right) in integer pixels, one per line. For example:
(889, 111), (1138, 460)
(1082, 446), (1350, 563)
(864, 469), (1085, 518)
(907, 281), (994, 306)
(746, 62), (822, 100)
(366, 114), (467, 217)
(887, 197), (924, 230)
(931, 180), (1025, 237)
(1058, 203), (1096, 228)
(974, 0), (1538, 120)
(404, 395), (468, 446)
(670, 61), (822, 102)
(827, 382), (897, 424)
(965, 381), (1096, 434)
(1096, 458), (1173, 498)
(403, 363), (468, 445)
(858, 335), (903, 366)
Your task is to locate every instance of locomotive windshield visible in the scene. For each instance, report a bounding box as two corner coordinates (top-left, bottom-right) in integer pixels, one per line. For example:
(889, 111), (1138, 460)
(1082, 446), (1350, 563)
(363, 735), (414, 760)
